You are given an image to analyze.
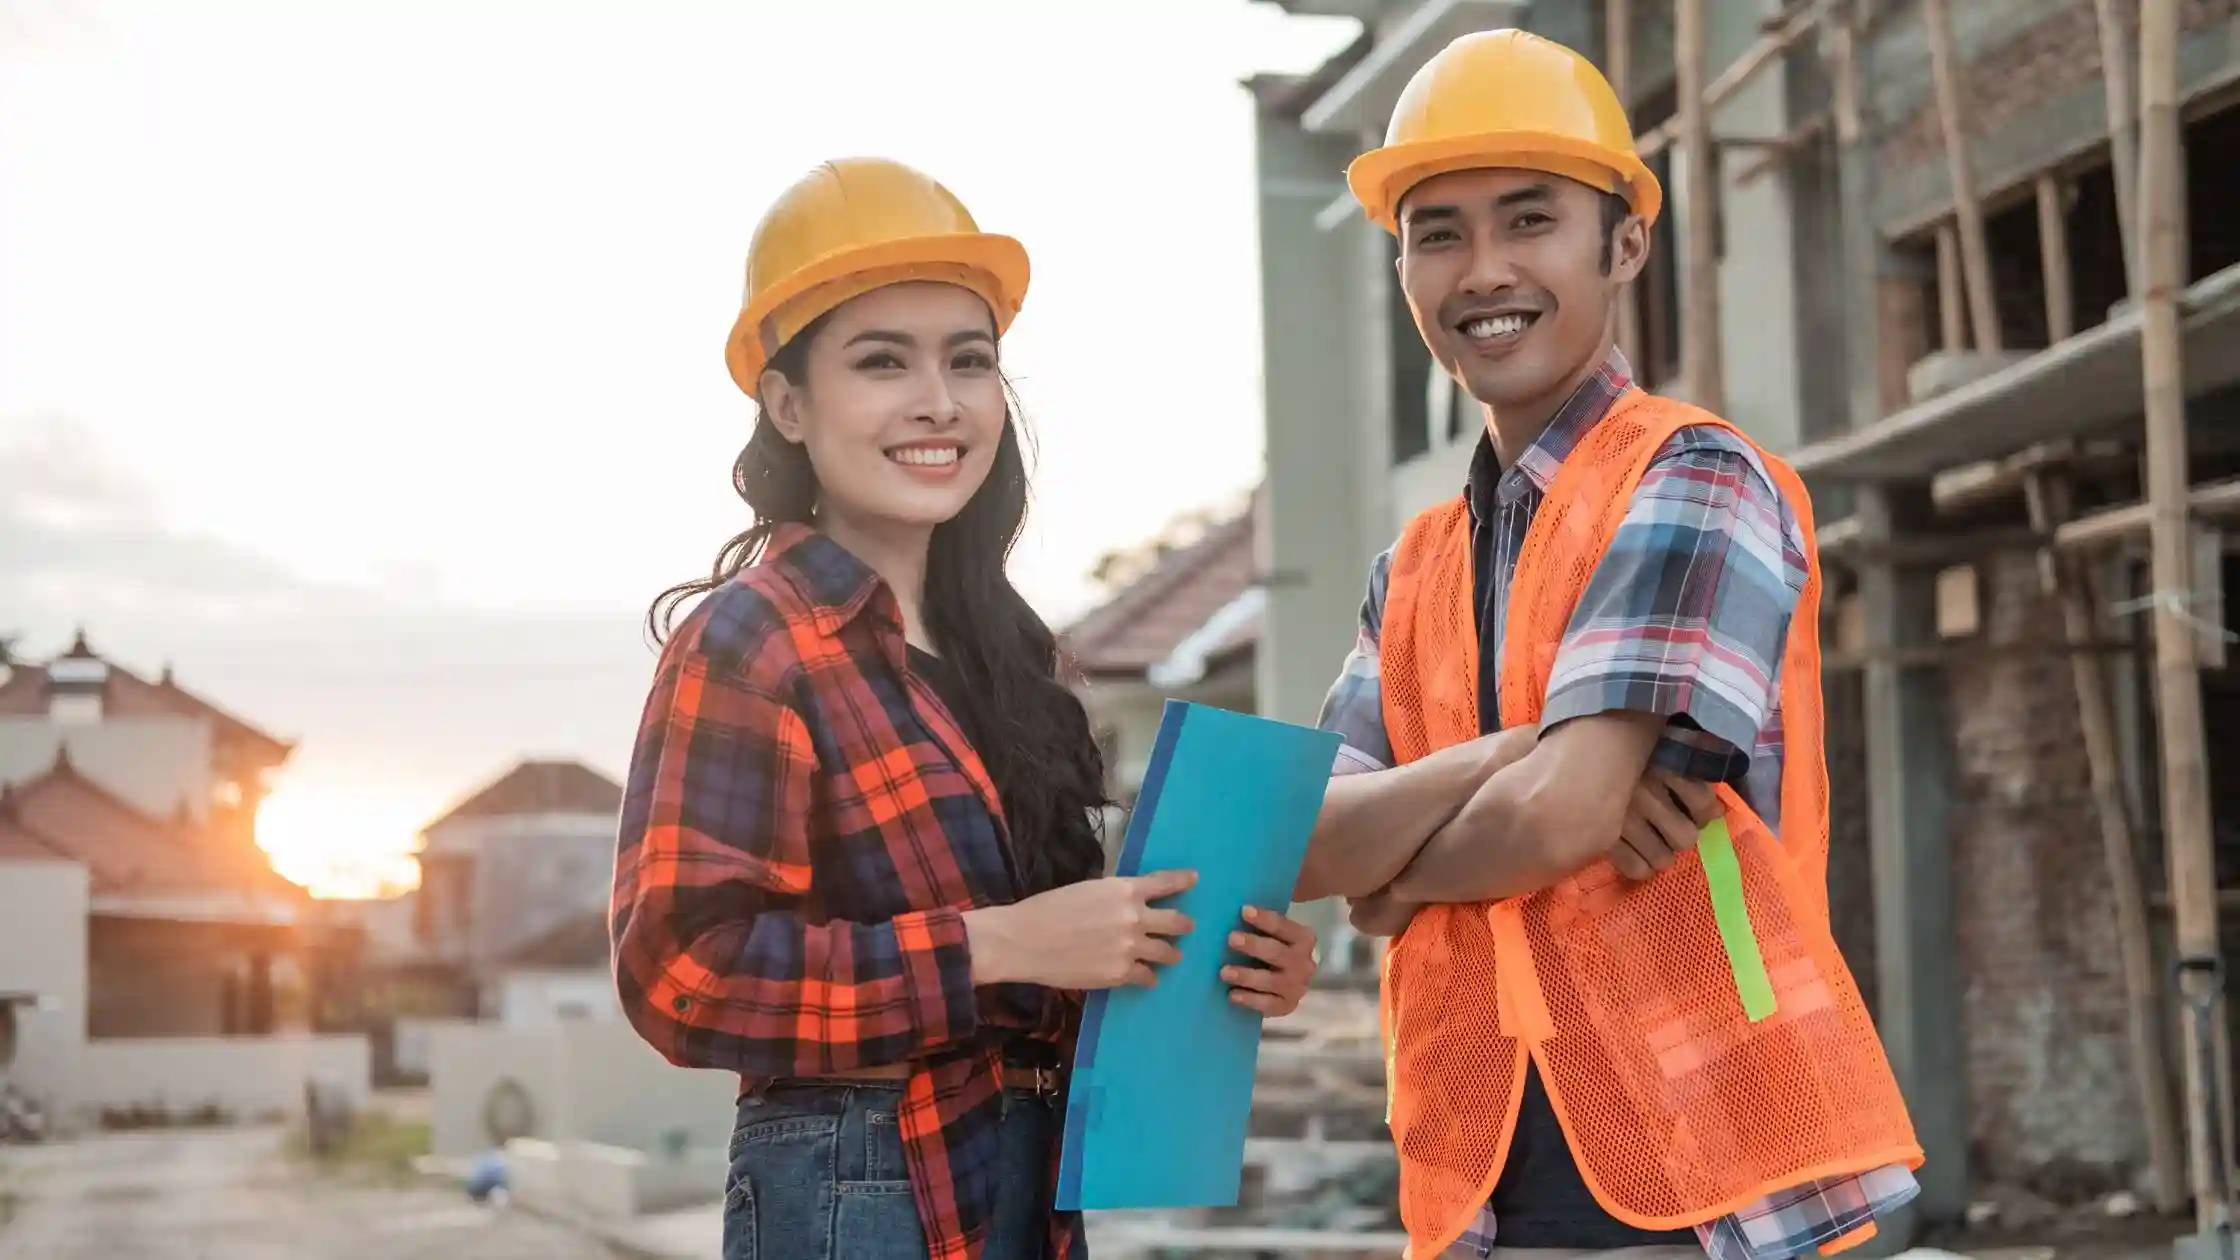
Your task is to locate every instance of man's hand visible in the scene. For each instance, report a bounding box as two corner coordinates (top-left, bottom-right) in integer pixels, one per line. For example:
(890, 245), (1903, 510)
(1606, 768), (1722, 881)
(1346, 889), (1420, 937)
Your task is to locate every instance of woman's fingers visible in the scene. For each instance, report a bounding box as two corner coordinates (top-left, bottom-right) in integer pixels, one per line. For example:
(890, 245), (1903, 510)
(1138, 907), (1194, 939)
(1137, 938), (1183, 968)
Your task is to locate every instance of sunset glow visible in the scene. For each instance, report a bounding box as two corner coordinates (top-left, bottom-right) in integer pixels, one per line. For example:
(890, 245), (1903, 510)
(256, 781), (425, 900)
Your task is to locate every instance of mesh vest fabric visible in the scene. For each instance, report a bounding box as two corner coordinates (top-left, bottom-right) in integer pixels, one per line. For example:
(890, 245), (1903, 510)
(1376, 391), (1923, 1258)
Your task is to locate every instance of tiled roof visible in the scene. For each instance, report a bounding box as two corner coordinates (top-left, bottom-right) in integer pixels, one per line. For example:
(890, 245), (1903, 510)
(1062, 489), (1263, 680)
(0, 753), (292, 898)
(0, 630), (292, 763)
(422, 759), (624, 833)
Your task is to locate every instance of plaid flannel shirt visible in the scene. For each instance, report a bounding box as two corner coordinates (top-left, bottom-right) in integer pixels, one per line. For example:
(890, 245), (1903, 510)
(1321, 350), (1919, 1260)
(612, 523), (1079, 1260)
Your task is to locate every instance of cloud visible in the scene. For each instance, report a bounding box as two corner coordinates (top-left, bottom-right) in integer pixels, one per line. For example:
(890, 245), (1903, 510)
(0, 415), (655, 835)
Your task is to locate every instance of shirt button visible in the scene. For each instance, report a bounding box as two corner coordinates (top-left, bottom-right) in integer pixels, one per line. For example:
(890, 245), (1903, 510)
(672, 996), (691, 1014)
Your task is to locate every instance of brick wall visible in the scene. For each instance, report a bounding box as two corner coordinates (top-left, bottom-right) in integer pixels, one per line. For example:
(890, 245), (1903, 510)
(1876, 0), (2240, 178)
(1945, 550), (2144, 1196)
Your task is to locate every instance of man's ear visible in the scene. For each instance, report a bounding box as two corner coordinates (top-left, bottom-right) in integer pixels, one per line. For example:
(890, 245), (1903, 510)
(761, 371), (807, 444)
(1611, 215), (1652, 285)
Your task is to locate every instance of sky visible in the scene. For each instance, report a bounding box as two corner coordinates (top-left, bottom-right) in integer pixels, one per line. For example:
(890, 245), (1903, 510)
(0, 0), (1359, 896)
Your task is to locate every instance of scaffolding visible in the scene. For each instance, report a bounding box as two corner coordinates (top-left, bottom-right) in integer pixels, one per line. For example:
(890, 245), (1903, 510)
(1633, 0), (2232, 1234)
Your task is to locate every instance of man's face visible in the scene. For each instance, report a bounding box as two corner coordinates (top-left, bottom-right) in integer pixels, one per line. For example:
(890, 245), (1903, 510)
(1396, 168), (1643, 411)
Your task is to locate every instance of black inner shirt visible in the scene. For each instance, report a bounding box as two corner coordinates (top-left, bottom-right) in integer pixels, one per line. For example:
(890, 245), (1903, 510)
(1466, 437), (1696, 1250)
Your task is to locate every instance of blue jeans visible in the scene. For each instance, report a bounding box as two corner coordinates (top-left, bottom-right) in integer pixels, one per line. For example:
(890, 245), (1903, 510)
(721, 1081), (1061, 1260)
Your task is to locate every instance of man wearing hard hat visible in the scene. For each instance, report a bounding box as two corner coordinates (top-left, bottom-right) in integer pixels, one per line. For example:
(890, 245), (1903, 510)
(1290, 30), (1925, 1260)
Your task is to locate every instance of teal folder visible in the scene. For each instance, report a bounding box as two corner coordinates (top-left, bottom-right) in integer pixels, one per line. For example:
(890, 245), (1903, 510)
(1055, 699), (1340, 1211)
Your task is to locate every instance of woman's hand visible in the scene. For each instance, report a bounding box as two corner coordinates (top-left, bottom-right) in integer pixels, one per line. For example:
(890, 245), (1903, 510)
(963, 869), (1198, 991)
(1220, 906), (1318, 1018)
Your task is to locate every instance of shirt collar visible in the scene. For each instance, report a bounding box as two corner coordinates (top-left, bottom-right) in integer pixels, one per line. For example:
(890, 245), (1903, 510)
(766, 522), (900, 636)
(1465, 346), (1638, 517)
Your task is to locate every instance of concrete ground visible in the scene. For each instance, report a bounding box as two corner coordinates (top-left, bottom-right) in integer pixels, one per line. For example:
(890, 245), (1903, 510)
(0, 1125), (621, 1260)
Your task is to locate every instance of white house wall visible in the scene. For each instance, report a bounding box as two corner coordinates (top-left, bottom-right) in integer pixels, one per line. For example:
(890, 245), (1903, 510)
(0, 858), (90, 1112)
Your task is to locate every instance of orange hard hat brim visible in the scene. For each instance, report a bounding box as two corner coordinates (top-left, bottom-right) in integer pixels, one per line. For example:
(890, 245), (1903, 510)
(724, 231), (1031, 398)
(1348, 129), (1664, 234)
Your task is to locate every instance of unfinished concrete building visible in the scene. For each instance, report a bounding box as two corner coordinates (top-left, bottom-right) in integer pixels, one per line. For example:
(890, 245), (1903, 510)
(1251, 0), (2240, 1245)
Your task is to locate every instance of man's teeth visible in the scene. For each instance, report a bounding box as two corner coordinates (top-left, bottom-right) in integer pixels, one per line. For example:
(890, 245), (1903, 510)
(1464, 314), (1531, 338)
(889, 446), (959, 466)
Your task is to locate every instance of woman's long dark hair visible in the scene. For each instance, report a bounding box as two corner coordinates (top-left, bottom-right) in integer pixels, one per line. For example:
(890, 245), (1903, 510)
(648, 316), (1110, 894)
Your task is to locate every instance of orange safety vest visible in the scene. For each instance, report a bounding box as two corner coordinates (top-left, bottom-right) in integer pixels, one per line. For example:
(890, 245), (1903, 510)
(1377, 391), (1922, 1257)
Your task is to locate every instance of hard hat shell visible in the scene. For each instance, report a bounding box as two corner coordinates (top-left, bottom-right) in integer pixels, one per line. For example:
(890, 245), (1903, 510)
(1346, 29), (1663, 235)
(724, 157), (1030, 399)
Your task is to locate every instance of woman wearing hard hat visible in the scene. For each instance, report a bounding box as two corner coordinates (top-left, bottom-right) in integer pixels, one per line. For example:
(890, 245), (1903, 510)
(608, 156), (1322, 1260)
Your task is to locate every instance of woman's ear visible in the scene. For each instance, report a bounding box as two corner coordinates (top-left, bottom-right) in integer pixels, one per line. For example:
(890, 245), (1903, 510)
(761, 372), (807, 444)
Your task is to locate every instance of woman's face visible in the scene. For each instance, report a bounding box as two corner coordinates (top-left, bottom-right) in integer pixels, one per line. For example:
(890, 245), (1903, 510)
(761, 281), (1006, 538)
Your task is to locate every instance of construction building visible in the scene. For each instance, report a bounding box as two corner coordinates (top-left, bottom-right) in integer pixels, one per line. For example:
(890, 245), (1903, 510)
(1250, 0), (2240, 1248)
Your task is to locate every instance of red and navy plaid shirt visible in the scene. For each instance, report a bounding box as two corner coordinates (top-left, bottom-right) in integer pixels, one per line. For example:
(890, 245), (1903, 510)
(612, 523), (1080, 1260)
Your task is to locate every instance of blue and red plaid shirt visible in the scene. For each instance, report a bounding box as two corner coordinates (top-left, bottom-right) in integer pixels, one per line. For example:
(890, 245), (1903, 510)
(1322, 350), (1918, 1260)
(611, 523), (1079, 1260)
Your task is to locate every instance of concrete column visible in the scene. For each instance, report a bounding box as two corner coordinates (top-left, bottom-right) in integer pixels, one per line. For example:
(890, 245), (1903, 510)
(1707, 0), (1806, 450)
(1252, 107), (1373, 732)
(1856, 485), (1971, 1243)
(1252, 106), (1375, 978)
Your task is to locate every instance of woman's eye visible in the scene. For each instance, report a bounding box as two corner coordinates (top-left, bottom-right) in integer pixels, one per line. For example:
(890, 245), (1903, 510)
(855, 351), (904, 371)
(953, 351), (996, 372)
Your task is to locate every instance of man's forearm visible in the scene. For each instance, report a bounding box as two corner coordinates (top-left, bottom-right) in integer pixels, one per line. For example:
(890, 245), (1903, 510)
(1384, 760), (1578, 904)
(1385, 712), (1666, 904)
(1295, 728), (1533, 902)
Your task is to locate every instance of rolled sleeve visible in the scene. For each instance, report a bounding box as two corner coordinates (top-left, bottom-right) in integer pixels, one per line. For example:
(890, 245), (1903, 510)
(1538, 432), (1804, 785)
(1316, 546), (1398, 772)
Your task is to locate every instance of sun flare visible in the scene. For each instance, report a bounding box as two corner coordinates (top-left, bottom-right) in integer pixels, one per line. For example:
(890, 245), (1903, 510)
(255, 781), (425, 900)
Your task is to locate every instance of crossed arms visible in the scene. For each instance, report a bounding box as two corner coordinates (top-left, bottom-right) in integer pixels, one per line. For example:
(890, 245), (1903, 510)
(1296, 710), (1719, 931)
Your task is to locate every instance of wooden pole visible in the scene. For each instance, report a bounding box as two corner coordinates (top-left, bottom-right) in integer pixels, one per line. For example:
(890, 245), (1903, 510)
(2139, 0), (2225, 1230)
(2094, 0), (2143, 296)
(1677, 0), (1726, 413)
(1936, 224), (1967, 352)
(1635, 1), (1827, 160)
(2036, 174), (2075, 343)
(2023, 469), (2188, 1213)
(1608, 0), (1645, 368)
(1921, 0), (2003, 353)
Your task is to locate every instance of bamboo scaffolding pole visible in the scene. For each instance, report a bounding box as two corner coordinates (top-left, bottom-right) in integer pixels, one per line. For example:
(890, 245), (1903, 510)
(2036, 174), (2075, 343)
(2138, 0), (2227, 1230)
(1921, 0), (2002, 352)
(2094, 0), (2143, 296)
(2022, 469), (2187, 1213)
(1936, 224), (1967, 351)
(1636, 1), (1827, 160)
(1608, 0), (1644, 368)
(1676, 0), (1725, 412)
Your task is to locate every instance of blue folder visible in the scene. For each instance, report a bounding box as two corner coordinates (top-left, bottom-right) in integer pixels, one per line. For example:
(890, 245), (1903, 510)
(1055, 699), (1341, 1212)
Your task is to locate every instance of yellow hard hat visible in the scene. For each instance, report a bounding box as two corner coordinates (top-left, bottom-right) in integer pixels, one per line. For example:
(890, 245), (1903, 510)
(1346, 29), (1662, 235)
(724, 157), (1030, 398)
